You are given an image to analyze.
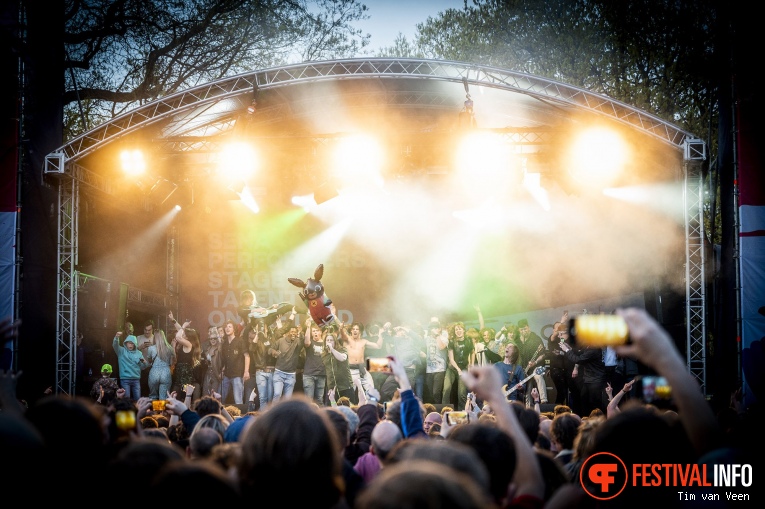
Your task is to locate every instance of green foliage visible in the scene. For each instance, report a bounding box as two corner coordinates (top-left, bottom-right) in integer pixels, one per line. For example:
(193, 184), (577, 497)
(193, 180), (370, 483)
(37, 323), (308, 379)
(415, 0), (718, 140)
(62, 0), (371, 139)
(374, 33), (426, 58)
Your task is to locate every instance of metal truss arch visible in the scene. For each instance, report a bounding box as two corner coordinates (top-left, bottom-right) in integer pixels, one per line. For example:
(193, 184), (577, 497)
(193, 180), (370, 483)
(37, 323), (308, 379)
(51, 58), (697, 164)
(45, 59), (709, 395)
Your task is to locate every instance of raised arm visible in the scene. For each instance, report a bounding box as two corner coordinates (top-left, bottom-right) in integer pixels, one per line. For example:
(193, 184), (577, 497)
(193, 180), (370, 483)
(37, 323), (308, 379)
(389, 355), (426, 438)
(338, 321), (350, 343)
(614, 307), (720, 455)
(173, 327), (191, 350)
(606, 379), (635, 418)
(462, 366), (544, 500)
(474, 304), (485, 330)
(326, 336), (347, 362)
(304, 319), (313, 347)
(366, 330), (385, 350)
(167, 311), (186, 332)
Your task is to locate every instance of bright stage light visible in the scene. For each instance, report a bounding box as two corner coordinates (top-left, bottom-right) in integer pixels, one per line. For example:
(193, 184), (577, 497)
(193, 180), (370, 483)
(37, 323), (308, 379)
(567, 127), (628, 189)
(120, 149), (146, 176)
(218, 142), (257, 182)
(452, 132), (516, 199)
(454, 132), (508, 175)
(292, 194), (316, 212)
(332, 135), (384, 186)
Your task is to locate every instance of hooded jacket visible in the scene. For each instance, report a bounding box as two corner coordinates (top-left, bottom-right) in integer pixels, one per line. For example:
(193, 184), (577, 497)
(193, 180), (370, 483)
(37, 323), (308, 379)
(113, 335), (147, 380)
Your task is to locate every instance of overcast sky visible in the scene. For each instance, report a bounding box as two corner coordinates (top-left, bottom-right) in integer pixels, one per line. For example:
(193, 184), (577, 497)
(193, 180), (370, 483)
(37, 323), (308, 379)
(356, 0), (467, 50)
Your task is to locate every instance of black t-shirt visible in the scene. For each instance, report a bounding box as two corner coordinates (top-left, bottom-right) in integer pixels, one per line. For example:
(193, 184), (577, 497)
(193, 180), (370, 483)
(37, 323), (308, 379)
(449, 338), (474, 369)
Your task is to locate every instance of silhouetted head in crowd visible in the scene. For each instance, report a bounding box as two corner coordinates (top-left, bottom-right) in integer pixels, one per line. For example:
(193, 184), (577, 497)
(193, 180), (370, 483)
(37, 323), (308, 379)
(448, 421), (517, 505)
(238, 395), (343, 508)
(193, 395), (222, 417)
(510, 400), (540, 443)
(150, 460), (240, 503)
(356, 459), (493, 509)
(386, 438), (490, 495)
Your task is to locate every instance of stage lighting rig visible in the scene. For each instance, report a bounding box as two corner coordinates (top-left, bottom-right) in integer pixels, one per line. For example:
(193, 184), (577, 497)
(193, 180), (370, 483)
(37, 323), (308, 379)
(459, 77), (476, 129)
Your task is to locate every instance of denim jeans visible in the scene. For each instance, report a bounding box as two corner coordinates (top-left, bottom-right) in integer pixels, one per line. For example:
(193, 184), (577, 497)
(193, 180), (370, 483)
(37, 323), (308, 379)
(120, 378), (141, 401)
(414, 370), (425, 402)
(424, 371), (446, 404)
(243, 373), (259, 408)
(272, 369), (296, 402)
(221, 375), (244, 404)
(302, 374), (327, 406)
(349, 367), (375, 395)
(256, 369), (274, 409)
(442, 367), (468, 409)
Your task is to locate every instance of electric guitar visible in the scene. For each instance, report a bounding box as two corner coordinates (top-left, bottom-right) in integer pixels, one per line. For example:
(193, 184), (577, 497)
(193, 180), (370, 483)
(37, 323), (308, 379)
(525, 343), (545, 375)
(242, 302), (293, 326)
(502, 366), (548, 398)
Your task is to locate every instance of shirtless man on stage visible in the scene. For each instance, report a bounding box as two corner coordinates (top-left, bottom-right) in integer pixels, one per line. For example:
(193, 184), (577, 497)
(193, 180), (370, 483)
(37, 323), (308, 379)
(341, 322), (384, 397)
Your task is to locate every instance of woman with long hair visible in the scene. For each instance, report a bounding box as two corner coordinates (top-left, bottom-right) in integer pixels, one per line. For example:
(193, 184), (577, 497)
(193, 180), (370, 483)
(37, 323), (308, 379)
(170, 317), (202, 402)
(442, 321), (475, 409)
(146, 328), (177, 400)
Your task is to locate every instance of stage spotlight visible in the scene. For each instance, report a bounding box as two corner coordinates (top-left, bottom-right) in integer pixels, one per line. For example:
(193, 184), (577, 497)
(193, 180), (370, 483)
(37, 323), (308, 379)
(218, 142), (257, 181)
(567, 127), (628, 189)
(331, 135), (383, 185)
(292, 194), (315, 211)
(454, 132), (507, 175)
(120, 149), (146, 176)
(313, 181), (340, 205)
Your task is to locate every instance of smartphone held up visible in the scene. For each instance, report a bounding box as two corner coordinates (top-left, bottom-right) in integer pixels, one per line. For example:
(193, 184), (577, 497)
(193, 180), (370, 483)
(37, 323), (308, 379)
(366, 357), (392, 373)
(568, 314), (630, 348)
(445, 411), (470, 426)
(115, 409), (137, 431)
(637, 375), (672, 404)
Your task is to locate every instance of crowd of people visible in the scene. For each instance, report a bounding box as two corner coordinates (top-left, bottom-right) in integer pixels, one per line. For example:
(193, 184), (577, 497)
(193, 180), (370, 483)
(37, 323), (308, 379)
(0, 305), (758, 506)
(91, 294), (638, 416)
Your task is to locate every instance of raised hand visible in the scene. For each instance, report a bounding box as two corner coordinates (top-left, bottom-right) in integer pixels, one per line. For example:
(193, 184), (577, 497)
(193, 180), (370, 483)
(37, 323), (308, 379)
(461, 365), (504, 406)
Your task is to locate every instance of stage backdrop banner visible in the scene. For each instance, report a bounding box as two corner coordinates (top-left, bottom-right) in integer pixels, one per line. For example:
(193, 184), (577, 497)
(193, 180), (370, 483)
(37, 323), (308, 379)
(738, 93), (765, 409)
(1, 58), (18, 369)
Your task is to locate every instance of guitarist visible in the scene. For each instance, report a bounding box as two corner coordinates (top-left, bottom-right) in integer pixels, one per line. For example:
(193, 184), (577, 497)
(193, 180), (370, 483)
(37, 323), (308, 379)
(494, 343), (527, 402)
(517, 318), (548, 407)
